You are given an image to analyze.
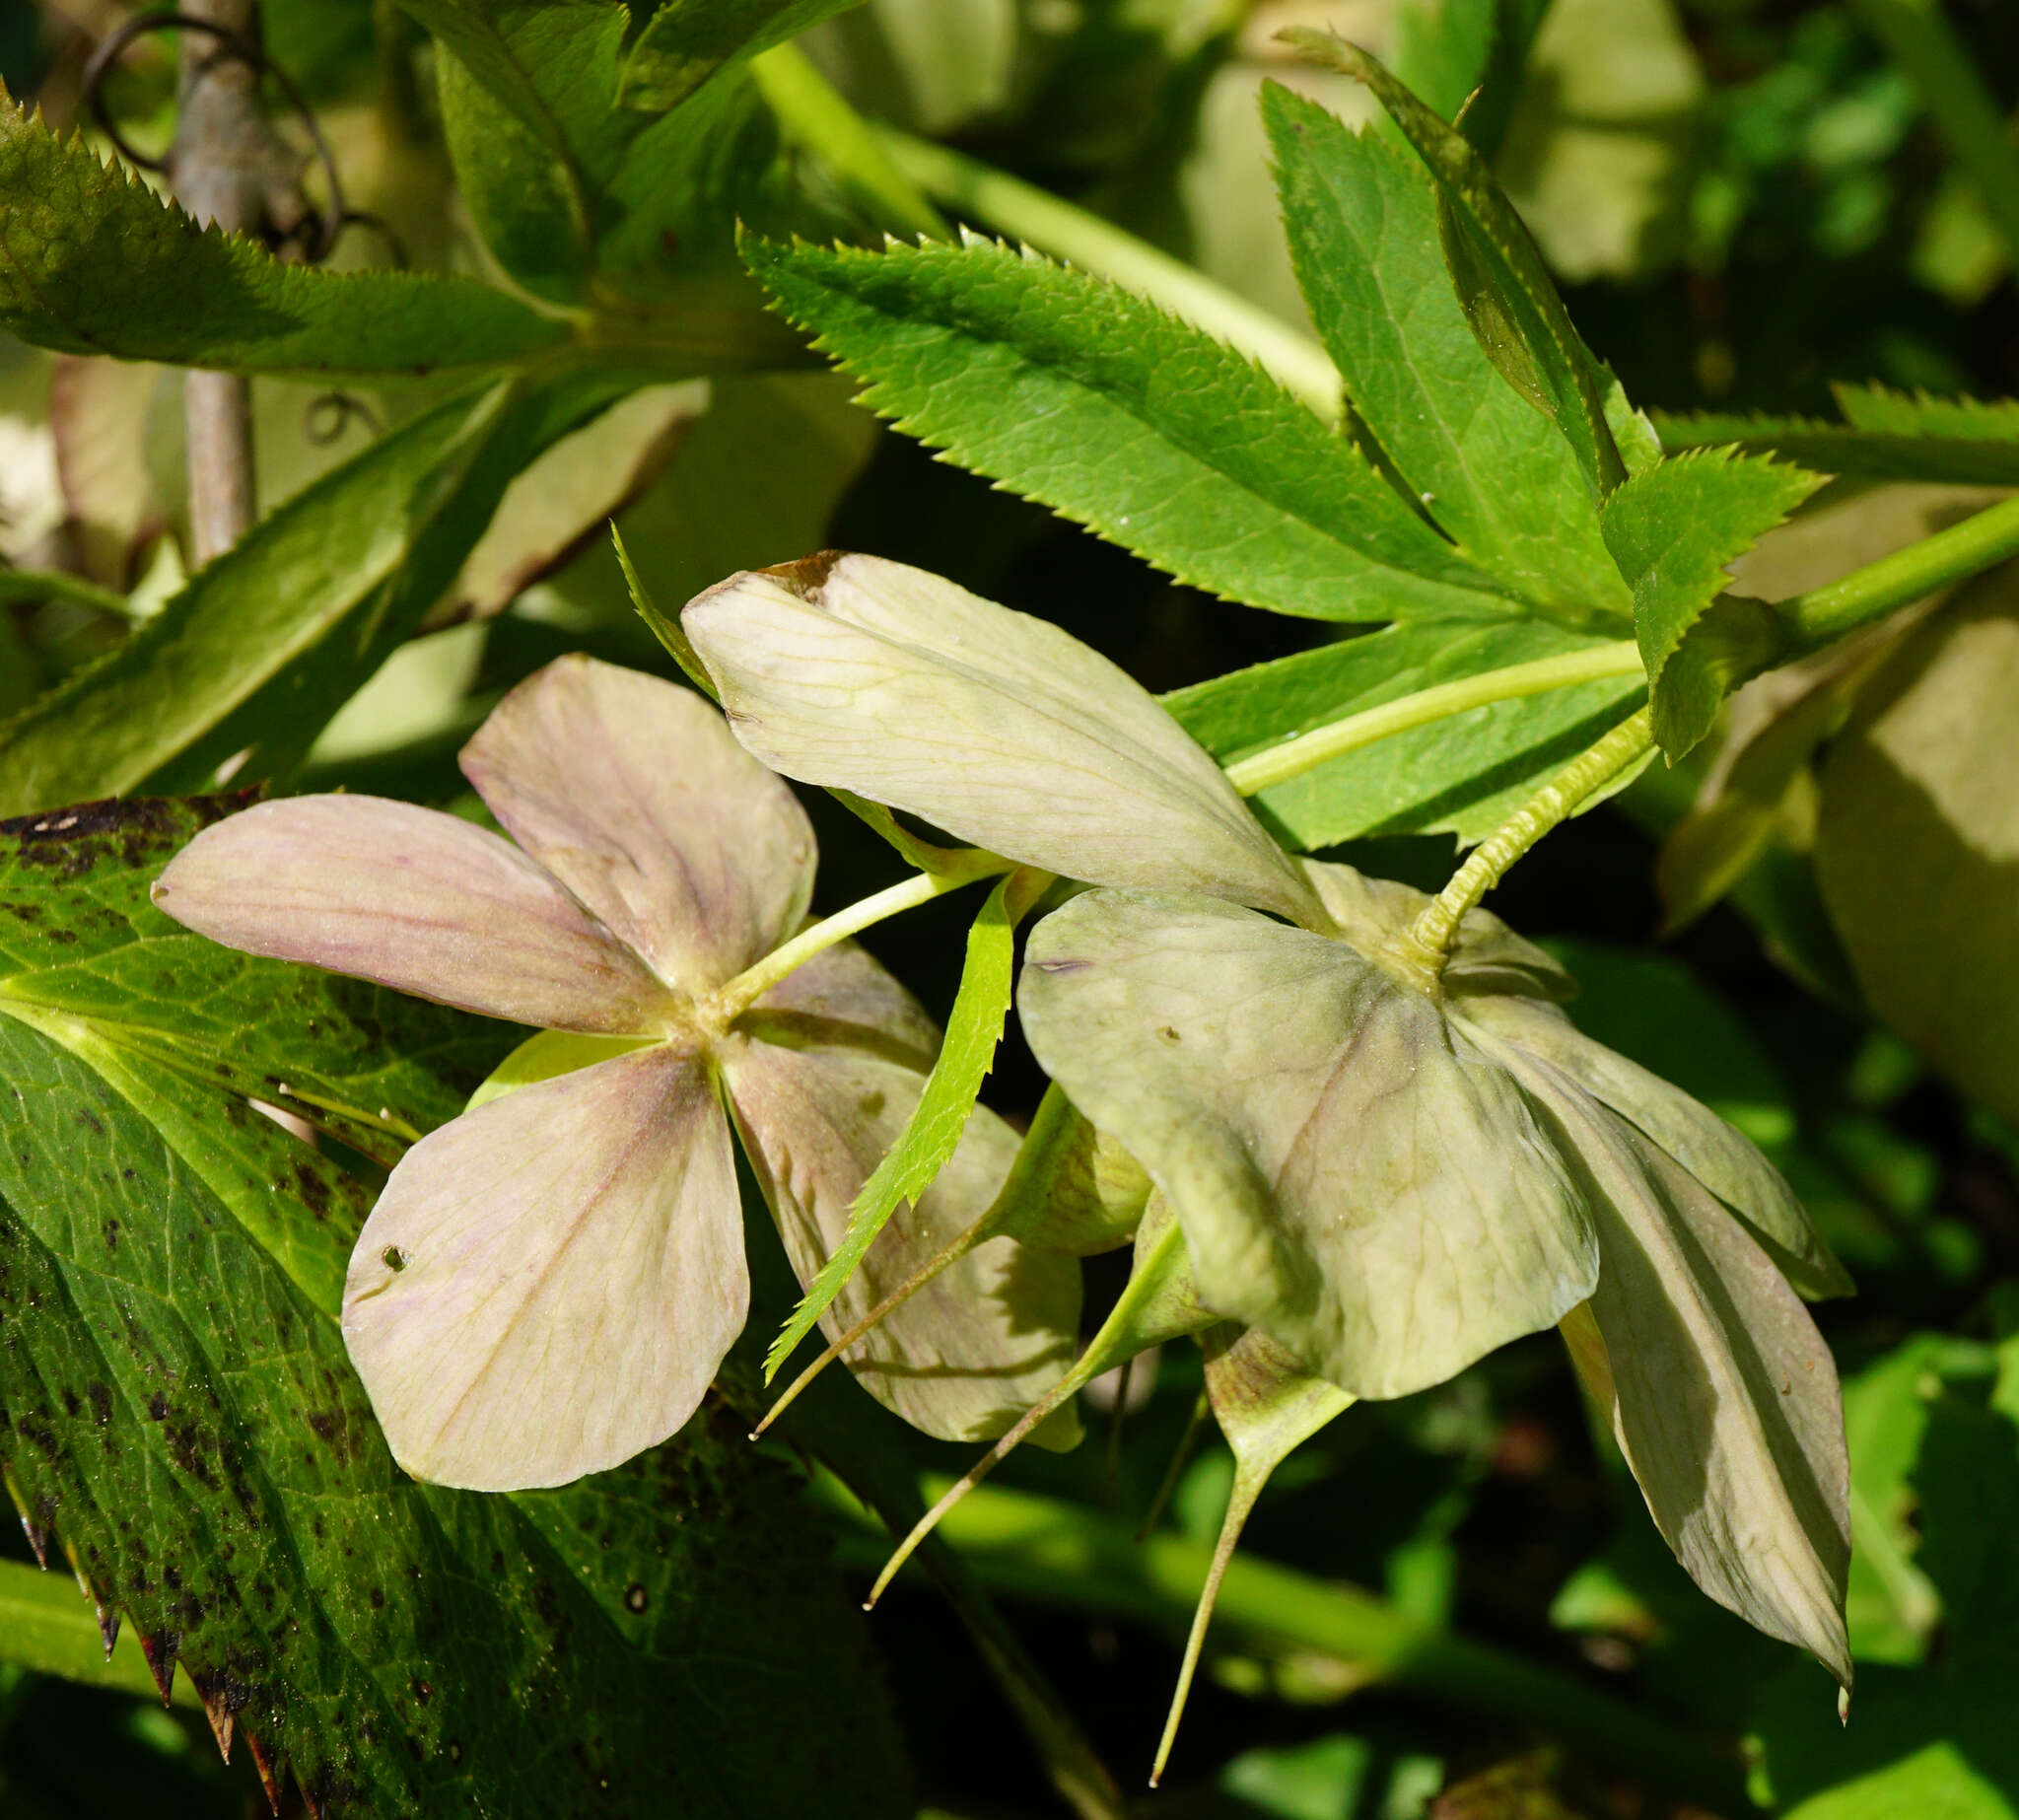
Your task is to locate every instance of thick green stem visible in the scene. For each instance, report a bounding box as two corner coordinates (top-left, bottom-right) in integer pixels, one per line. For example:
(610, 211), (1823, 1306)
(1219, 641), (1644, 798)
(830, 1479), (1749, 1814)
(876, 128), (1342, 418)
(751, 45), (949, 240)
(1394, 707), (1655, 992)
(710, 866), (998, 1020)
(1848, 0), (2019, 272)
(1779, 490), (2019, 649)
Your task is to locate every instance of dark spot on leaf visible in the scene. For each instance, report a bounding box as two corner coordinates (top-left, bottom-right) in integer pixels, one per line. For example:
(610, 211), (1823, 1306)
(383, 1246), (407, 1273)
(291, 1160), (330, 1220)
(1157, 1026), (1181, 1044)
(149, 1392), (169, 1422)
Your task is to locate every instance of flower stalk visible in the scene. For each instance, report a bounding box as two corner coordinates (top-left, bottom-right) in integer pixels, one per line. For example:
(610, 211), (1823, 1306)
(708, 863), (1002, 1023)
(1391, 705), (1655, 994)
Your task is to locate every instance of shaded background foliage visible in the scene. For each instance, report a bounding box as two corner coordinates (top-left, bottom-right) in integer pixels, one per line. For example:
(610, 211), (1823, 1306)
(2, 1), (2018, 1817)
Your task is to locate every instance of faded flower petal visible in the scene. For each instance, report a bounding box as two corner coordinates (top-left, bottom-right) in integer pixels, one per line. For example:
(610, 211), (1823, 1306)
(1019, 889), (1599, 1398)
(1300, 858), (1848, 1297)
(460, 655), (815, 993)
(1497, 1043), (1852, 1686)
(1455, 992), (1852, 1298)
(722, 1034), (1080, 1442)
(341, 1042), (746, 1491)
(683, 553), (1324, 929)
(743, 934), (940, 1071)
(152, 795), (677, 1034)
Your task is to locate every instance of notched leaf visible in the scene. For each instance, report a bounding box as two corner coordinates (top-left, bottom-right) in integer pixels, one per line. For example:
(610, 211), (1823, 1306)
(1601, 447), (1822, 760)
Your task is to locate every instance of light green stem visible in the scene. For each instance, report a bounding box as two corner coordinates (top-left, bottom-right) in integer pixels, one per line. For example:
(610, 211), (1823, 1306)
(1220, 640), (1644, 798)
(876, 128), (1342, 418)
(1847, 0), (2019, 272)
(1781, 489), (2019, 648)
(711, 865), (998, 1020)
(1394, 706), (1655, 992)
(833, 1478), (1749, 1815)
(751, 44), (949, 240)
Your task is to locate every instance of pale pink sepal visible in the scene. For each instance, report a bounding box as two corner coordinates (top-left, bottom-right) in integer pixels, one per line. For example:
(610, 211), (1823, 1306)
(341, 1042), (747, 1491)
(460, 656), (815, 993)
(152, 795), (677, 1034)
(722, 1035), (1079, 1444)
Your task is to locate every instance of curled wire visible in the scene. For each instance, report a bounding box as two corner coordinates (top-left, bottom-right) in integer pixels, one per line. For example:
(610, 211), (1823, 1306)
(304, 392), (383, 445)
(79, 12), (347, 263)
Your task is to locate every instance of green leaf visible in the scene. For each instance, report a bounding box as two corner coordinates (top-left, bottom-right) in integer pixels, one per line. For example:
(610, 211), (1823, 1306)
(1816, 574), (2019, 1126)
(1601, 448), (1822, 759)
(742, 232), (1528, 623)
(436, 42), (599, 303)
(1163, 616), (1646, 848)
(1390, 0), (1498, 122)
(621, 0), (865, 111)
(0, 374), (630, 817)
(1263, 85), (1632, 631)
(0, 798), (909, 1816)
(764, 870), (1028, 1378)
(0, 1559), (199, 1706)
(0, 92), (566, 376)
(409, 0), (819, 310)
(0, 569), (129, 615)
(1749, 1334), (2019, 1818)
(1286, 33), (1629, 499)
(1657, 385), (2019, 485)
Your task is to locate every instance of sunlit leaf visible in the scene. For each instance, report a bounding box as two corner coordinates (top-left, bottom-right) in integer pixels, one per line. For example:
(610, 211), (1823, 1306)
(1601, 448), (1822, 759)
(741, 231), (1528, 622)
(0, 90), (566, 375)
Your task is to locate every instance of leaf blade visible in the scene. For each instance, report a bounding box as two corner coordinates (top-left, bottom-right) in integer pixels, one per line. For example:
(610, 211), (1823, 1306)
(1602, 448), (1822, 759)
(0, 92), (567, 376)
(763, 871), (1027, 1378)
(742, 231), (1526, 623)
(1264, 84), (1631, 630)
(1287, 32), (1628, 498)
(0, 375), (631, 816)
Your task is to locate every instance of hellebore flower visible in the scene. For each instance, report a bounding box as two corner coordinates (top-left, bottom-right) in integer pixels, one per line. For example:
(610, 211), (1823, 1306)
(151, 656), (1078, 1493)
(686, 552), (1853, 1685)
(1018, 865), (1852, 1685)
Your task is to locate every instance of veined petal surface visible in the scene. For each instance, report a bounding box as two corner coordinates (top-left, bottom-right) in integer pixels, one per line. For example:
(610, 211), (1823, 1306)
(460, 656), (816, 993)
(152, 795), (677, 1033)
(722, 1035), (1080, 1443)
(1019, 889), (1599, 1398)
(1456, 992), (1853, 1298)
(683, 553), (1324, 929)
(341, 1042), (746, 1491)
(742, 935), (940, 1071)
(1497, 1043), (1851, 1686)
